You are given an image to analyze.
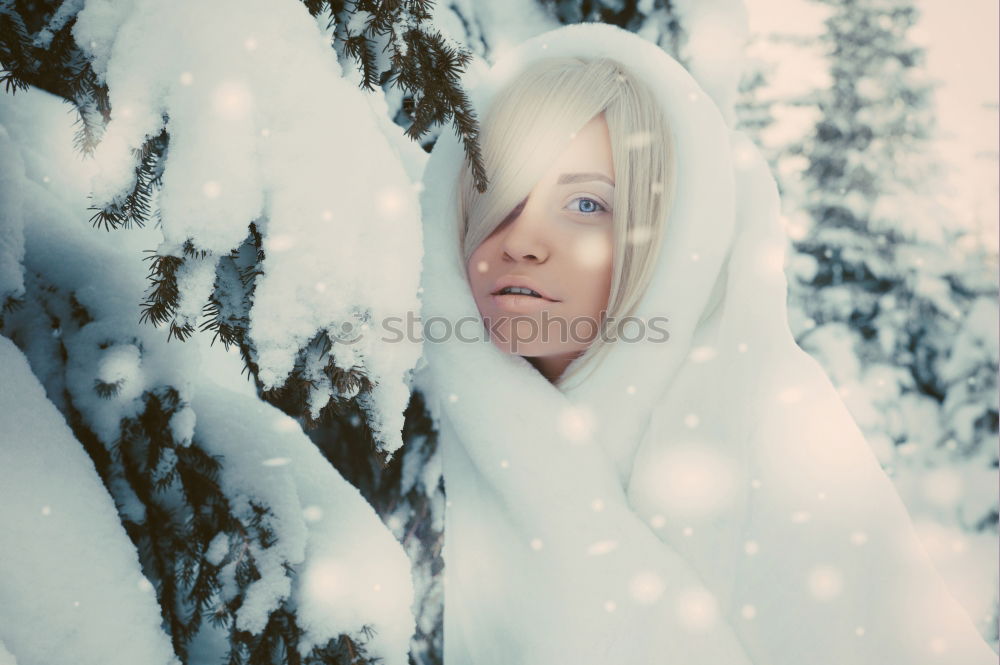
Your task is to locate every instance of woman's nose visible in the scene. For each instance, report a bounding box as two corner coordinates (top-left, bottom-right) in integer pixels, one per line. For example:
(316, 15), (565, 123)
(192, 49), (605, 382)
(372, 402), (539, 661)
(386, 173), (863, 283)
(500, 205), (550, 263)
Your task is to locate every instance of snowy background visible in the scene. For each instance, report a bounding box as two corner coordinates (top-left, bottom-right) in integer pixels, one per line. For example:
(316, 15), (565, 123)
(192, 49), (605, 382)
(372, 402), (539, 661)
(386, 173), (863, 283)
(741, 0), (999, 645)
(0, 0), (996, 664)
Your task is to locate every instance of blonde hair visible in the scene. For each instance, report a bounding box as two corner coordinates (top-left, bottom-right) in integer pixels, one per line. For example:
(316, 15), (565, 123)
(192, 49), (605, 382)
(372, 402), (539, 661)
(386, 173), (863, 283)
(458, 56), (676, 388)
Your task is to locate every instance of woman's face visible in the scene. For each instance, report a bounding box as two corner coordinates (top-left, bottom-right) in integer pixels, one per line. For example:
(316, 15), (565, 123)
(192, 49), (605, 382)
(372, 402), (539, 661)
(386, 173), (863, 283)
(466, 113), (615, 381)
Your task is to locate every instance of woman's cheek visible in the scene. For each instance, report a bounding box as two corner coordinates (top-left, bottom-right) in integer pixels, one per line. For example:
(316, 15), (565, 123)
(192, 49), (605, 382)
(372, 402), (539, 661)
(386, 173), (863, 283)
(570, 231), (613, 271)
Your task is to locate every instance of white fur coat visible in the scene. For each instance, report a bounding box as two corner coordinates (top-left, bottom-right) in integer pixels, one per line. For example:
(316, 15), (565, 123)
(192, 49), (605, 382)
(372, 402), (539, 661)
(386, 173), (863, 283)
(415, 22), (996, 665)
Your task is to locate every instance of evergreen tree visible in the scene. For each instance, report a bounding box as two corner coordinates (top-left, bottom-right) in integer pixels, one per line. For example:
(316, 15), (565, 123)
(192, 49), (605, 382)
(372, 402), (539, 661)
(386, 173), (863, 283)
(0, 1), (481, 663)
(734, 36), (780, 157)
(789, 0), (998, 528)
(537, 0), (685, 55)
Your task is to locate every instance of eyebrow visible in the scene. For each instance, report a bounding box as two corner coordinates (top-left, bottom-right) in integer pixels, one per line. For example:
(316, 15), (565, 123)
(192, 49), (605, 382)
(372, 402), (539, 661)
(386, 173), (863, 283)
(557, 172), (615, 186)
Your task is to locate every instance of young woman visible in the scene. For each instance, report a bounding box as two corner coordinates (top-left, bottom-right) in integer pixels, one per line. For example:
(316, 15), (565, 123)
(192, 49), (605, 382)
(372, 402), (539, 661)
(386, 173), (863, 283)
(416, 22), (996, 665)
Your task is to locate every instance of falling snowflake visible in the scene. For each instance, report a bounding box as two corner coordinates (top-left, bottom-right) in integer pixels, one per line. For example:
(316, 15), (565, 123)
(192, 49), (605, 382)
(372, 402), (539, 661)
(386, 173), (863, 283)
(586, 540), (619, 556)
(806, 564), (844, 601)
(628, 570), (665, 605)
(557, 405), (596, 444)
(674, 586), (719, 631)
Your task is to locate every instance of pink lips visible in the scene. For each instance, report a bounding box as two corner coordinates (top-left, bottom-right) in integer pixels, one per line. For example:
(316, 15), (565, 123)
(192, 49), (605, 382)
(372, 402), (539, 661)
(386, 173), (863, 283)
(490, 292), (557, 313)
(490, 275), (560, 302)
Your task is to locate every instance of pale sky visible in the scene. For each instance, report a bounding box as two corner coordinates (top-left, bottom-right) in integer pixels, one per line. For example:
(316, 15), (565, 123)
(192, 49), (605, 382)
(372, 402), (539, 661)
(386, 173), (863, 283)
(743, 0), (999, 244)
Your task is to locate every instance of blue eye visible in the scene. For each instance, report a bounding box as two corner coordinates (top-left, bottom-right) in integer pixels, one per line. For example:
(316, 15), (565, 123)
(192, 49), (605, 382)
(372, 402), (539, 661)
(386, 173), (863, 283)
(568, 197), (608, 215)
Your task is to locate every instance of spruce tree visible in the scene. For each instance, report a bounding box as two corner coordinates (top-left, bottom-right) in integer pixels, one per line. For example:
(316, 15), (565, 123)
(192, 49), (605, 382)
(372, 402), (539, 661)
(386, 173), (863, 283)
(1, 1), (482, 663)
(790, 0), (998, 525)
(536, 0), (686, 63)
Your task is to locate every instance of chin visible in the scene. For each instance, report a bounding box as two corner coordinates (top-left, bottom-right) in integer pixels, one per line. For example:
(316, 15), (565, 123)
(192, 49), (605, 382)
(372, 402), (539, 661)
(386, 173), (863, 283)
(489, 338), (545, 357)
(489, 338), (581, 359)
